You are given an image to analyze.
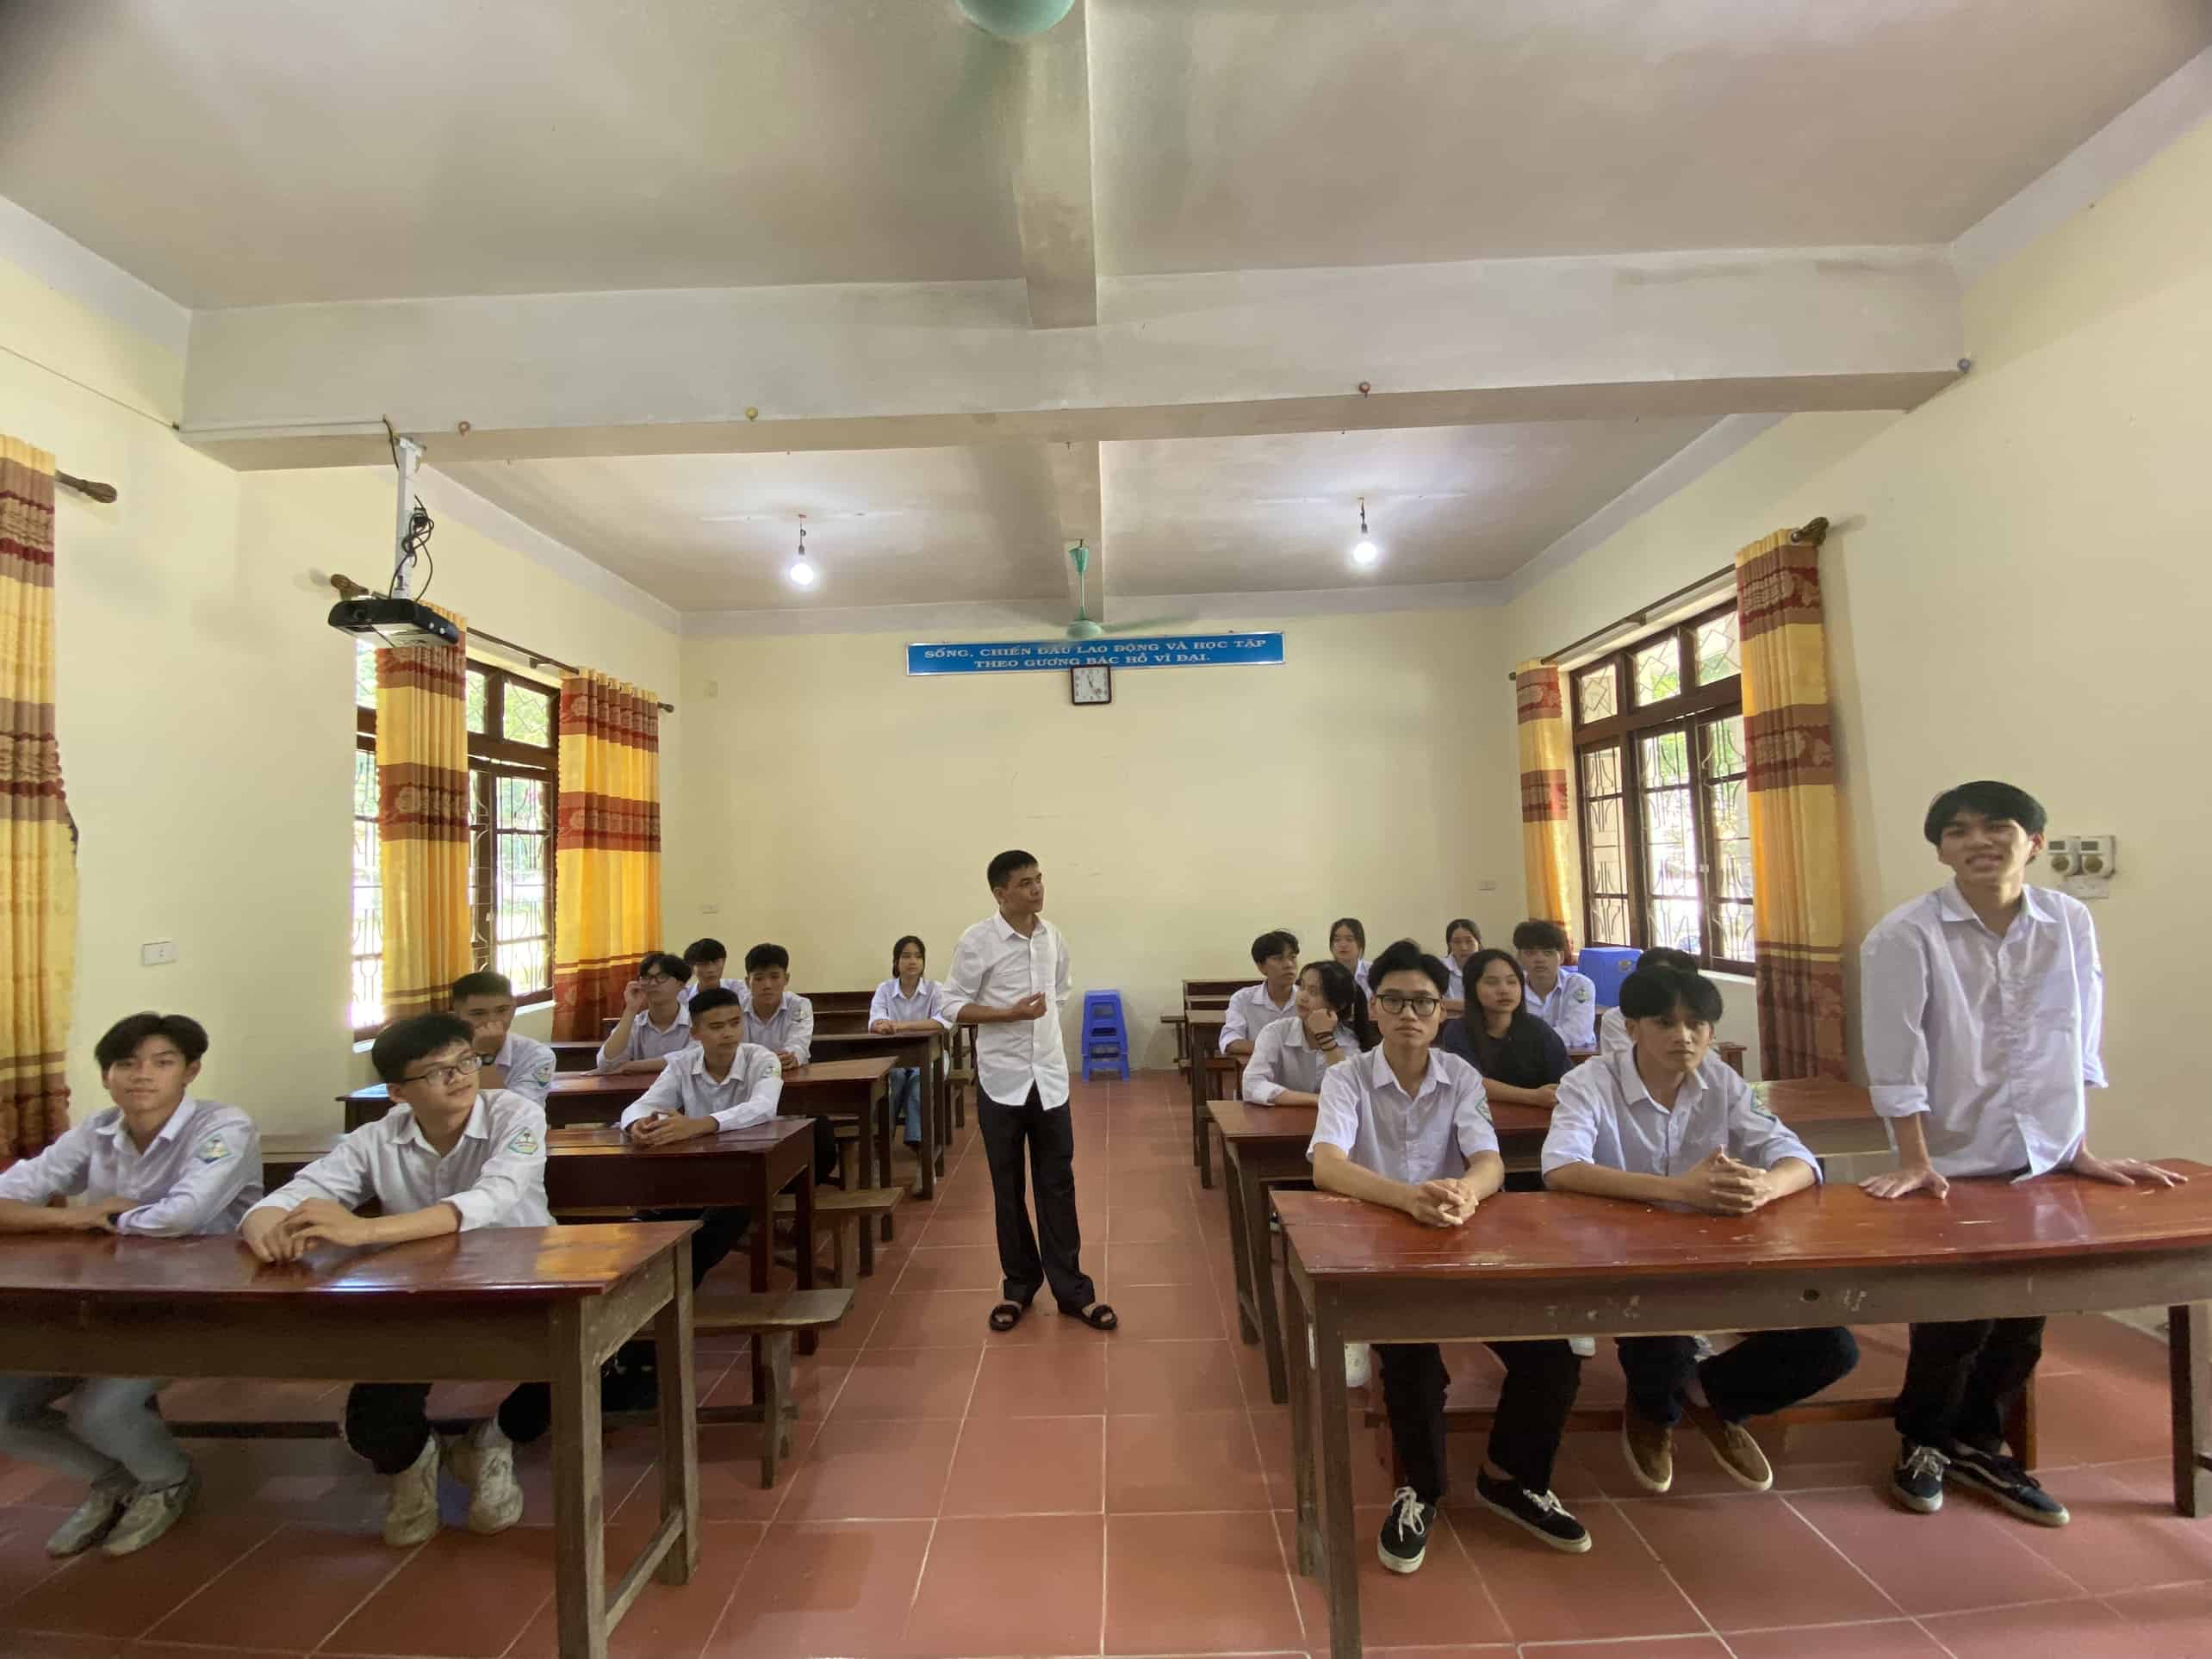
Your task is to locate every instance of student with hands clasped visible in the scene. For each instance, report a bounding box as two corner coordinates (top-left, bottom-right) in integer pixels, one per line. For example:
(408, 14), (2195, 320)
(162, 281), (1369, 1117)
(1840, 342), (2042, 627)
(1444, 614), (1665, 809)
(1543, 966), (1859, 1498)
(1241, 960), (1372, 1107)
(596, 951), (695, 1074)
(1861, 780), (2183, 1528)
(871, 934), (952, 1151)
(0, 1013), (260, 1559)
(1309, 941), (1590, 1569)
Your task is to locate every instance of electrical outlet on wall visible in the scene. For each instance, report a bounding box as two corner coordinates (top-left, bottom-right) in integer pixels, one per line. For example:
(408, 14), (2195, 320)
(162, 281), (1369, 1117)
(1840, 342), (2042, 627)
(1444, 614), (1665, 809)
(140, 941), (177, 966)
(699, 903), (720, 915)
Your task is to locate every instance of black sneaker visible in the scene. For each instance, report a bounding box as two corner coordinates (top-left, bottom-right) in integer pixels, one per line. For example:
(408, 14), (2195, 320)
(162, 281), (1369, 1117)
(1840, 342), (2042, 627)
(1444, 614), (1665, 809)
(1947, 1443), (2070, 1527)
(1475, 1471), (1592, 1554)
(1890, 1439), (1948, 1513)
(1377, 1486), (1436, 1574)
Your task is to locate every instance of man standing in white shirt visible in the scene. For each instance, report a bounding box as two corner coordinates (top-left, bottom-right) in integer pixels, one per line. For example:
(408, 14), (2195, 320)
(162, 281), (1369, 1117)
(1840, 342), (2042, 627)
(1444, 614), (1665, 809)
(940, 849), (1116, 1336)
(1861, 780), (2183, 1529)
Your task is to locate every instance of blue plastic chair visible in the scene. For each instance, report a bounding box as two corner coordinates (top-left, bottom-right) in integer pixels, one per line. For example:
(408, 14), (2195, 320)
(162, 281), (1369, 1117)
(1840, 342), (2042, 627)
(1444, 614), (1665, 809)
(1080, 990), (1130, 1081)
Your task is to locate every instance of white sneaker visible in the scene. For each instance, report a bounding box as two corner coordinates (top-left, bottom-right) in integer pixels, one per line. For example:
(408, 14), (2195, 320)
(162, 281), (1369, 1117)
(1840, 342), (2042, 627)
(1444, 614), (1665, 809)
(382, 1432), (444, 1547)
(44, 1479), (130, 1557)
(102, 1468), (198, 1556)
(1569, 1336), (1598, 1358)
(1344, 1343), (1372, 1388)
(447, 1419), (525, 1534)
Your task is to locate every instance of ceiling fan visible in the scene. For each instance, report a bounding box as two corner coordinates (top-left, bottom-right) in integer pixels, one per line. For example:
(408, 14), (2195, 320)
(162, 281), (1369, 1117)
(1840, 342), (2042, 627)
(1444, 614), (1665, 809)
(1063, 541), (1192, 641)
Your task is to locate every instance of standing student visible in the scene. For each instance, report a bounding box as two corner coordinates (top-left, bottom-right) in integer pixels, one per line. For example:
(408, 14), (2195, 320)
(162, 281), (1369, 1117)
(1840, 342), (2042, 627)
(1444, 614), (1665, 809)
(1861, 781), (2180, 1528)
(941, 849), (1116, 1335)
(0, 1013), (258, 1558)
(451, 971), (555, 1104)
(1309, 940), (1588, 1564)
(1328, 916), (1371, 994)
(1221, 929), (1301, 1057)
(1243, 960), (1373, 1107)
(1595, 948), (1696, 1055)
(240, 1014), (551, 1546)
(1441, 918), (1482, 1009)
(1543, 966), (1858, 1496)
(1514, 920), (1597, 1050)
(1438, 948), (1569, 1108)
(595, 952), (694, 1073)
(742, 944), (814, 1070)
(871, 935), (951, 1150)
(678, 937), (729, 1007)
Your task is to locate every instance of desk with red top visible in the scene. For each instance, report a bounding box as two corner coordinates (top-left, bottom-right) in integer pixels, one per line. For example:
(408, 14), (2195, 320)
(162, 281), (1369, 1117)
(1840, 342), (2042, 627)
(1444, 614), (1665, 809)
(1277, 1167), (2212, 1659)
(807, 1028), (946, 1199)
(0, 1223), (699, 1659)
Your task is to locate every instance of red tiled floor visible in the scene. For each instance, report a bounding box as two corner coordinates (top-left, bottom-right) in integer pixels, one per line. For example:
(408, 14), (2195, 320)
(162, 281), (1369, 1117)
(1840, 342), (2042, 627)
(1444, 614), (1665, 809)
(141, 1520), (403, 1650)
(1107, 1240), (1209, 1285)
(1104, 1410), (1271, 1513)
(1106, 1337), (1247, 1414)
(826, 1343), (983, 1420)
(506, 1519), (762, 1659)
(703, 1518), (932, 1659)
(319, 1523), (556, 1656)
(966, 1339), (1109, 1417)
(1453, 1496), (1705, 1643)
(1997, 1463), (2212, 1594)
(1784, 1485), (2084, 1615)
(896, 1513), (1105, 1656)
(2104, 1579), (2212, 1649)
(1726, 1620), (1951, 1656)
(0, 1510), (277, 1642)
(1103, 1509), (1304, 1654)
(890, 1244), (1005, 1294)
(778, 1416), (961, 1522)
(1616, 1494), (1899, 1631)
(1276, 1507), (1512, 1648)
(1917, 1596), (2139, 1657)
(1529, 1640), (1730, 1657)
(942, 1414), (1103, 1515)
(1101, 1281), (1231, 1340)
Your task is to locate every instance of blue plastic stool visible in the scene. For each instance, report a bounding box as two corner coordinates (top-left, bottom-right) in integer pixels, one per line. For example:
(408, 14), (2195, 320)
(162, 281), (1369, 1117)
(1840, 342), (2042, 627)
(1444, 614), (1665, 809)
(1080, 990), (1130, 1082)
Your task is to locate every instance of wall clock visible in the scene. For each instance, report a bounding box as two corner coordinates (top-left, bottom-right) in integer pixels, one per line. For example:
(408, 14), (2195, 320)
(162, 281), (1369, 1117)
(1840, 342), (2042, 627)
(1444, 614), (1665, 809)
(1071, 664), (1112, 705)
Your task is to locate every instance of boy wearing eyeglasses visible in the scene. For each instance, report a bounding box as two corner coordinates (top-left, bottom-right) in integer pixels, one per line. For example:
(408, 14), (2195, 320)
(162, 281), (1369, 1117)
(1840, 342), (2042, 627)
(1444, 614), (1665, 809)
(240, 1013), (552, 1549)
(596, 951), (696, 1074)
(1308, 939), (1589, 1569)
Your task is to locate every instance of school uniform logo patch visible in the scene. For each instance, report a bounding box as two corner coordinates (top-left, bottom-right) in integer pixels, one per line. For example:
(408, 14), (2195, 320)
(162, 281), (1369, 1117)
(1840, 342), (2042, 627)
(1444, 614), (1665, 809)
(507, 1128), (541, 1156)
(1570, 981), (1593, 1002)
(194, 1135), (232, 1165)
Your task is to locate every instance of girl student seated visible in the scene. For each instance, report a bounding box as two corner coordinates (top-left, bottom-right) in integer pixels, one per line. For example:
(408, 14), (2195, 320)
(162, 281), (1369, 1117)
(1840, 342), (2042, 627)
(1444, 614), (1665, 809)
(870, 934), (951, 1151)
(1328, 916), (1370, 994)
(1438, 948), (1569, 1109)
(1242, 960), (1377, 1107)
(1441, 917), (1482, 1013)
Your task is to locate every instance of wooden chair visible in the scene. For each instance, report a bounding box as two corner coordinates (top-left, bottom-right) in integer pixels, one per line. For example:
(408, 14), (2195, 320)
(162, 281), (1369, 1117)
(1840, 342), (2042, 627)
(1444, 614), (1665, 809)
(696, 1289), (855, 1485)
(774, 1185), (907, 1286)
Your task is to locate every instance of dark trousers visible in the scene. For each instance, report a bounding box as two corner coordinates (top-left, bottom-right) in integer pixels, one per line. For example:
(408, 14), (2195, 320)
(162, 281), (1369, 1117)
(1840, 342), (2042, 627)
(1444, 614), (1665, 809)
(343, 1382), (549, 1476)
(1377, 1339), (1583, 1502)
(977, 1086), (1095, 1312)
(1896, 1317), (2045, 1454)
(1618, 1327), (1860, 1427)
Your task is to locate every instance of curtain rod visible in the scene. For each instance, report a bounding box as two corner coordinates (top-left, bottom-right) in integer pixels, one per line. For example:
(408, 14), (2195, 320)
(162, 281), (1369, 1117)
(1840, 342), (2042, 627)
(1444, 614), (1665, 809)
(57, 469), (117, 503)
(1505, 516), (1828, 680)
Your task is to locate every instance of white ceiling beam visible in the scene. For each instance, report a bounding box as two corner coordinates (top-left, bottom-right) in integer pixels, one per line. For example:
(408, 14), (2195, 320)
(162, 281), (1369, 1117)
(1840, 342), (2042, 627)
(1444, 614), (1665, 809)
(178, 245), (1962, 469)
(1001, 0), (1097, 329)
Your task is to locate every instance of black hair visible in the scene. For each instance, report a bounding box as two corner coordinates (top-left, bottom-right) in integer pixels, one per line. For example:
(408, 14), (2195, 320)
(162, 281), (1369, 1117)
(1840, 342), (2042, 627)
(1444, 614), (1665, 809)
(1250, 929), (1299, 967)
(1368, 937), (1449, 999)
(1302, 960), (1379, 1051)
(1923, 780), (2047, 847)
(450, 970), (513, 1003)
(744, 942), (791, 975)
(1328, 916), (1366, 952)
(683, 937), (728, 966)
(1619, 966), (1725, 1027)
(1512, 918), (1569, 954)
(892, 935), (927, 970)
(638, 951), (691, 985)
(370, 1012), (477, 1085)
(987, 848), (1039, 891)
(1456, 948), (1555, 1076)
(1444, 917), (1482, 950)
(94, 1011), (209, 1072)
(1637, 947), (1697, 977)
(689, 986), (746, 1019)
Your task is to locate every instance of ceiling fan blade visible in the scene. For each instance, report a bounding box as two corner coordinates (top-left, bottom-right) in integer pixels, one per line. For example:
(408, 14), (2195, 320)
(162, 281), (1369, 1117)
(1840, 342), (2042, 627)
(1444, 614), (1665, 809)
(1097, 617), (1200, 636)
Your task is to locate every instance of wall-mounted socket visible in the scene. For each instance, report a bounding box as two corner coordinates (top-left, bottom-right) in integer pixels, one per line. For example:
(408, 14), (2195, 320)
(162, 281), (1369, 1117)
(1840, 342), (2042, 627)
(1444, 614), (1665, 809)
(1476, 879), (1499, 893)
(2046, 835), (2116, 901)
(140, 941), (178, 966)
(699, 903), (720, 915)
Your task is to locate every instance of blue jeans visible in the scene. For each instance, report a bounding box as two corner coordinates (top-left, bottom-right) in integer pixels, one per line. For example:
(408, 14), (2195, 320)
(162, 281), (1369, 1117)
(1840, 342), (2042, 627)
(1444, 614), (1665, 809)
(0, 1374), (190, 1490)
(891, 1066), (923, 1143)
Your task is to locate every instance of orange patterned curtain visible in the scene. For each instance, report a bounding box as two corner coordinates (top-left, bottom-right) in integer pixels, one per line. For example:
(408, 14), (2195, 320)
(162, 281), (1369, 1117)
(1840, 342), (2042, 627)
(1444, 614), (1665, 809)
(0, 438), (77, 1159)
(376, 606), (471, 1023)
(1735, 525), (1847, 1078)
(1514, 660), (1582, 950)
(551, 671), (662, 1041)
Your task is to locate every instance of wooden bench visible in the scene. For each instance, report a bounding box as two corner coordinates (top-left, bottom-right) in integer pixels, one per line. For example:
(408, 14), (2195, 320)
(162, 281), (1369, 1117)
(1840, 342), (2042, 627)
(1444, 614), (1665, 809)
(774, 1184), (907, 1286)
(696, 1289), (855, 1485)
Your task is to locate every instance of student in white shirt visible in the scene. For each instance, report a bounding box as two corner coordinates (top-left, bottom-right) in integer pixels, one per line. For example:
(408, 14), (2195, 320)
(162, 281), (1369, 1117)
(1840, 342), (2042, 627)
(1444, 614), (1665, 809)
(1441, 918), (1482, 1011)
(941, 848), (1115, 1335)
(1242, 960), (1373, 1106)
(1594, 948), (1695, 1056)
(1514, 919), (1597, 1049)
(595, 952), (694, 1073)
(1328, 916), (1371, 995)
(0, 1013), (258, 1560)
(1861, 781), (2180, 1528)
(241, 1014), (550, 1549)
(871, 935), (952, 1150)
(450, 971), (555, 1104)
(1544, 967), (1858, 1498)
(1309, 941), (1588, 1565)
(676, 936), (729, 1008)
(1221, 929), (1302, 1057)
(743, 943), (814, 1069)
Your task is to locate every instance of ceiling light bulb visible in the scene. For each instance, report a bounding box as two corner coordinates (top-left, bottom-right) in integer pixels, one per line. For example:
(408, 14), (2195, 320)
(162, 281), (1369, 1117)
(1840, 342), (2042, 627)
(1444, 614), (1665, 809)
(787, 556), (817, 587)
(1351, 538), (1379, 567)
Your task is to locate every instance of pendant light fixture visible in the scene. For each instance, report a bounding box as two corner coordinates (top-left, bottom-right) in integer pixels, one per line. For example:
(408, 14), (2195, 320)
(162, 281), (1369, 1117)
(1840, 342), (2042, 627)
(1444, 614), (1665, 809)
(1350, 497), (1380, 568)
(787, 519), (817, 588)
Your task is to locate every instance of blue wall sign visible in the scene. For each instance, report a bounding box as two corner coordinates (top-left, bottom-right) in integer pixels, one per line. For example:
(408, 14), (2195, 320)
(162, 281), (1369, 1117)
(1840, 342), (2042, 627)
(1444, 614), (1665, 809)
(906, 633), (1285, 675)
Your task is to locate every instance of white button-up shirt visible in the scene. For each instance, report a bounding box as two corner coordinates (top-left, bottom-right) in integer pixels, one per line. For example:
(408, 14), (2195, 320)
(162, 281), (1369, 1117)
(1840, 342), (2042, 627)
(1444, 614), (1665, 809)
(1308, 1046), (1497, 1184)
(1543, 1047), (1820, 1182)
(1861, 882), (2104, 1180)
(600, 1006), (694, 1072)
(258, 1088), (553, 1230)
(744, 992), (815, 1065)
(1527, 968), (1599, 1049)
(0, 1097), (261, 1236)
(941, 911), (1073, 1110)
(620, 1042), (784, 1133)
(1598, 1005), (1631, 1056)
(1219, 982), (1300, 1053)
(488, 1029), (556, 1103)
(1243, 1019), (1364, 1105)
(1444, 961), (1472, 1004)
(870, 977), (952, 1028)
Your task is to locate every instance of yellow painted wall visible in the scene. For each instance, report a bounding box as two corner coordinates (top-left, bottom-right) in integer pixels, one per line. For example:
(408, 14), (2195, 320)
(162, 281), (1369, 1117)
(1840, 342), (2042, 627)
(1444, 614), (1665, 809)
(1502, 115), (2212, 1158)
(674, 606), (1520, 1068)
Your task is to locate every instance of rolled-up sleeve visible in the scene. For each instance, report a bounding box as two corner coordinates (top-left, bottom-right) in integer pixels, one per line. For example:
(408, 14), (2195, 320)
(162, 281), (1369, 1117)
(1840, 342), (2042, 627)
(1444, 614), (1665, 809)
(0, 1125), (93, 1206)
(711, 1052), (784, 1132)
(1308, 1066), (1361, 1162)
(1242, 1025), (1288, 1104)
(445, 1103), (550, 1232)
(119, 1119), (264, 1235)
(2074, 911), (2107, 1089)
(620, 1066), (686, 1128)
(1539, 1070), (1606, 1174)
(1861, 922), (1933, 1119)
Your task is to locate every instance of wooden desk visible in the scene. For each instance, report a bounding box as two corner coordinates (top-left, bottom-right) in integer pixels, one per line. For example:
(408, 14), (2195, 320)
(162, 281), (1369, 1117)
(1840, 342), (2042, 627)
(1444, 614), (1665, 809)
(1182, 1010), (1231, 1182)
(0, 1224), (699, 1659)
(778, 1058), (896, 1274)
(1277, 1169), (2212, 1659)
(552, 1040), (602, 1073)
(341, 1072), (652, 1130)
(808, 1028), (947, 1199)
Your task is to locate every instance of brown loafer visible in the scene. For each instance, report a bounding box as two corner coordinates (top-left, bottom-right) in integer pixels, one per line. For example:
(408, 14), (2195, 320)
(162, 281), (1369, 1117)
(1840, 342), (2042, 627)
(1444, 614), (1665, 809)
(1685, 1401), (1774, 1491)
(1621, 1406), (1674, 1494)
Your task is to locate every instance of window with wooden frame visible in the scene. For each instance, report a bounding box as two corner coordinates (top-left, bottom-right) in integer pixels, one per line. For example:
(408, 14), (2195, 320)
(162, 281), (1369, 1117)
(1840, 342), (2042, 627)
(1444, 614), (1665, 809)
(1569, 602), (1753, 974)
(354, 651), (559, 1035)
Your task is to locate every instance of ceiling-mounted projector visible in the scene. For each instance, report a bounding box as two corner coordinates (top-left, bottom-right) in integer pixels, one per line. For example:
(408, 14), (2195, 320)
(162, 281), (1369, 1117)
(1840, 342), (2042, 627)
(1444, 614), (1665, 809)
(326, 594), (458, 648)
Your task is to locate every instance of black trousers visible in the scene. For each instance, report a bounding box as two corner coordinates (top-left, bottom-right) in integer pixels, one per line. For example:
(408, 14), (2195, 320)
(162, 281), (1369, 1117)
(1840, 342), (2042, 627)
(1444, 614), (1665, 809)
(1895, 1317), (2045, 1454)
(344, 1382), (549, 1476)
(977, 1086), (1095, 1312)
(1376, 1340), (1583, 1502)
(1618, 1327), (1860, 1427)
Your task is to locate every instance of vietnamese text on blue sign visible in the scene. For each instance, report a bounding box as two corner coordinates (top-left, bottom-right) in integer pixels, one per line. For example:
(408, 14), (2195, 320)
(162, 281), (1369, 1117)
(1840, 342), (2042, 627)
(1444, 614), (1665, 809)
(905, 633), (1286, 675)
